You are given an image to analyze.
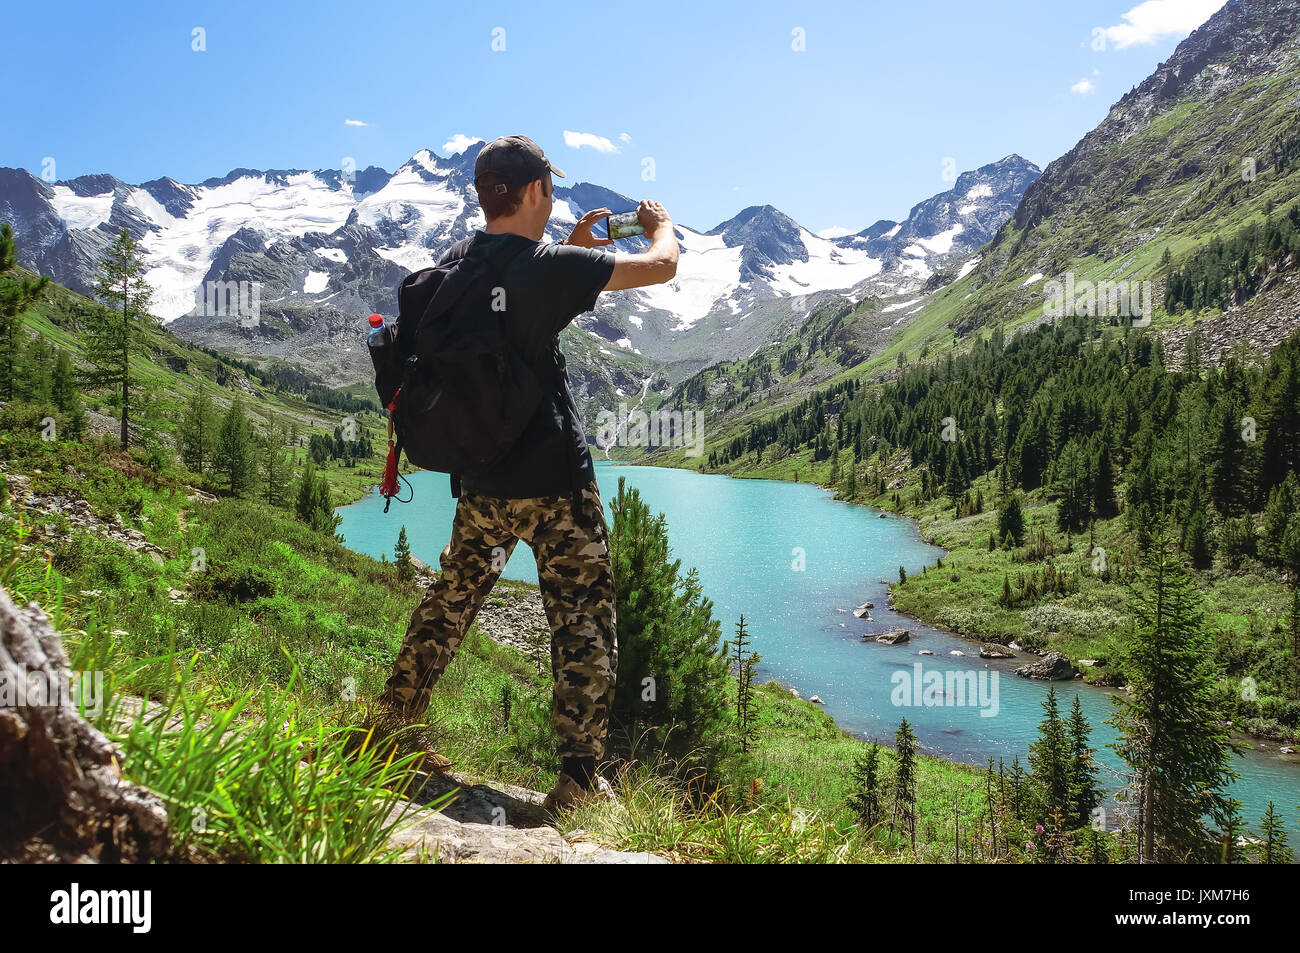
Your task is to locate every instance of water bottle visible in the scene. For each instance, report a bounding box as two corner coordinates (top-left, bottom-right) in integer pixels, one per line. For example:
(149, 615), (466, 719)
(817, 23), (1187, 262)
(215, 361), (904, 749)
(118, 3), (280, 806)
(366, 312), (390, 350)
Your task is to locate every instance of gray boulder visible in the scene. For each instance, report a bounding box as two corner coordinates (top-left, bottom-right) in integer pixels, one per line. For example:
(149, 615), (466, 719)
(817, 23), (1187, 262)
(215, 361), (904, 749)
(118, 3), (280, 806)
(1015, 651), (1076, 681)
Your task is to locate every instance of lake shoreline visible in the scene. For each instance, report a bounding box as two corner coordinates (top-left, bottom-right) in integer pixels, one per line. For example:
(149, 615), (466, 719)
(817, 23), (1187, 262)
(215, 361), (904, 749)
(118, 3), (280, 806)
(609, 453), (1300, 757)
(337, 455), (1299, 763)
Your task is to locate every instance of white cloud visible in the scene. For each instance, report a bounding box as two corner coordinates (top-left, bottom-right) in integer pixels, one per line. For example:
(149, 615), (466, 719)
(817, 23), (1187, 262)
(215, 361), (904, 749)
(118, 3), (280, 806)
(1071, 77), (1095, 95)
(817, 226), (853, 239)
(562, 130), (620, 153)
(1095, 0), (1227, 50)
(344, 119), (367, 127)
(442, 134), (482, 155)
(618, 132), (631, 143)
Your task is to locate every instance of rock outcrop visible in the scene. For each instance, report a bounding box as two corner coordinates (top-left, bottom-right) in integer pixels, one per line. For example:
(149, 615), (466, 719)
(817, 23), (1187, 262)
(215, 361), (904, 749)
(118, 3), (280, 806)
(386, 771), (665, 864)
(0, 587), (172, 862)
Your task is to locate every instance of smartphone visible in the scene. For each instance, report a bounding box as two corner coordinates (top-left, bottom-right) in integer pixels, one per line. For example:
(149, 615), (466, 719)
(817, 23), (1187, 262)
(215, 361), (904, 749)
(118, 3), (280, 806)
(606, 210), (645, 239)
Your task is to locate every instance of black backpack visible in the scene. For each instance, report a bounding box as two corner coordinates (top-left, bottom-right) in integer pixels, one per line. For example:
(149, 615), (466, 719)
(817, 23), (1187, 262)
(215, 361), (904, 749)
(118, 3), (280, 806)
(372, 241), (548, 483)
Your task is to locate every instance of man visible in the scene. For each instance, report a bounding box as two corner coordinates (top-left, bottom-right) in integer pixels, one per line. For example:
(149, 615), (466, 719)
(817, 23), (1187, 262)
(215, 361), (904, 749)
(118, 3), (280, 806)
(379, 135), (678, 811)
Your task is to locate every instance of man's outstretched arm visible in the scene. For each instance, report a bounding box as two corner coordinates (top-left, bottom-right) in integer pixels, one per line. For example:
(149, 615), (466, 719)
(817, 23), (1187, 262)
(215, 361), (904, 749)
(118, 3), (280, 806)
(603, 199), (679, 290)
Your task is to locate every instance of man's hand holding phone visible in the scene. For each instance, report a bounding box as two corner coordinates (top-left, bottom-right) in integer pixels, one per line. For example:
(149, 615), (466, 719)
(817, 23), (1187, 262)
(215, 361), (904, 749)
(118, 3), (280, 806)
(564, 207), (615, 248)
(635, 199), (671, 240)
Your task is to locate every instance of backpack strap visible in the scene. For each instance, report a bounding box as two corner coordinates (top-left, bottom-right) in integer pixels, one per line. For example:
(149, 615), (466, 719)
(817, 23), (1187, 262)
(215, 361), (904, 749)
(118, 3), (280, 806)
(552, 343), (583, 511)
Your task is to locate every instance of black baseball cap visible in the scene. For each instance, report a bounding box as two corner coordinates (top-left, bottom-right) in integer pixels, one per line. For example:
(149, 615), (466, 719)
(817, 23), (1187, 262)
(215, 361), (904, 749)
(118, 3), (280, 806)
(474, 135), (566, 192)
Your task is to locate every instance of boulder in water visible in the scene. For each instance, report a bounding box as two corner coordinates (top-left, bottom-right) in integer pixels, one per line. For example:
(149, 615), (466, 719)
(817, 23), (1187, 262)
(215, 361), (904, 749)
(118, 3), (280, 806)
(979, 644), (1015, 659)
(1015, 651), (1076, 681)
(874, 629), (910, 645)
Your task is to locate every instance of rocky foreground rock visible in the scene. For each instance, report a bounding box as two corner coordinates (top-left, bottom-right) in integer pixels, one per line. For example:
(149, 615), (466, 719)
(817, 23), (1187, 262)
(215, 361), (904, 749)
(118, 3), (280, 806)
(0, 587), (172, 862)
(387, 771), (665, 864)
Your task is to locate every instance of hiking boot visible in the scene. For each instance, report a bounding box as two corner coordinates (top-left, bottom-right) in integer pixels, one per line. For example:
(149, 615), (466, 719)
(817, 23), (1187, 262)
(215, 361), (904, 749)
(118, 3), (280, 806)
(362, 704), (456, 774)
(542, 772), (618, 813)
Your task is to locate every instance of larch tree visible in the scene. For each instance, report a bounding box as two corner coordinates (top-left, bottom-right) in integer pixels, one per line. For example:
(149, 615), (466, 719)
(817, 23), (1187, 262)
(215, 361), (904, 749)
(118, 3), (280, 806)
(1109, 539), (1236, 863)
(0, 223), (50, 400)
(87, 228), (154, 449)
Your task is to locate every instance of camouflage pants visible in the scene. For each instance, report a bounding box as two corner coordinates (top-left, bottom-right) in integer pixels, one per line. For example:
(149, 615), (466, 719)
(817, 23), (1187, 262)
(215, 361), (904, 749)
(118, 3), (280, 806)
(381, 480), (617, 760)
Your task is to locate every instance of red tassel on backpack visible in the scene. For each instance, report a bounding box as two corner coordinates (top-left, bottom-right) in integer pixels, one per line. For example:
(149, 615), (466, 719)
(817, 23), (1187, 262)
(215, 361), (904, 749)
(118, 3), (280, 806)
(380, 392), (401, 512)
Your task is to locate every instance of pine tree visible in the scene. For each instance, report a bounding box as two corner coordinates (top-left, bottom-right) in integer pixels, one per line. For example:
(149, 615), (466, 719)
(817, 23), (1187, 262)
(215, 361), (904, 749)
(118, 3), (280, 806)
(293, 464), (342, 537)
(846, 742), (884, 828)
(1290, 587), (1300, 700)
(87, 228), (154, 449)
(317, 471), (339, 535)
(50, 350), (76, 413)
(1261, 358), (1300, 492)
(178, 382), (217, 473)
(1093, 446), (1117, 518)
(394, 526), (414, 582)
(295, 459), (320, 525)
(1007, 757), (1027, 820)
(998, 492), (1026, 547)
(1218, 799), (1247, 864)
(260, 421), (290, 507)
(1209, 401), (1247, 514)
(1258, 801), (1293, 864)
(213, 395), (257, 496)
(1184, 483), (1213, 570)
(609, 476), (730, 760)
(1066, 695), (1101, 829)
(1054, 440), (1093, 533)
(1262, 473), (1298, 565)
(1109, 539), (1236, 863)
(725, 615), (761, 753)
(49, 348), (85, 438)
(1028, 687), (1072, 834)
(0, 224), (50, 400)
(889, 718), (917, 848)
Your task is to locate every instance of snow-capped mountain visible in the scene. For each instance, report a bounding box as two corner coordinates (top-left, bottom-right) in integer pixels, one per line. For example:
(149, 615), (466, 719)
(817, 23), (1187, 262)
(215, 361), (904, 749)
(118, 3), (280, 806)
(833, 154), (1041, 289)
(0, 144), (1037, 388)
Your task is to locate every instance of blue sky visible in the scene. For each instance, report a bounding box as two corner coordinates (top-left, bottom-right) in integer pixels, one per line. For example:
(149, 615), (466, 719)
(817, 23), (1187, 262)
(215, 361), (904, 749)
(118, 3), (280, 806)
(8, 0), (1225, 234)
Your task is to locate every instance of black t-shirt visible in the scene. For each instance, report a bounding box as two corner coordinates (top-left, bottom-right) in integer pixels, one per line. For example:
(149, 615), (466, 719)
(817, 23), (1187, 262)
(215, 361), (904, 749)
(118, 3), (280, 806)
(437, 230), (615, 499)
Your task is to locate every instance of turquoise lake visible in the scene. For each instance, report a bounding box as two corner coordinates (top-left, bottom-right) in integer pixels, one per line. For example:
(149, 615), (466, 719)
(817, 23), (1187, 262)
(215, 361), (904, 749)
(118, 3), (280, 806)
(337, 460), (1300, 822)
